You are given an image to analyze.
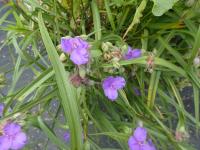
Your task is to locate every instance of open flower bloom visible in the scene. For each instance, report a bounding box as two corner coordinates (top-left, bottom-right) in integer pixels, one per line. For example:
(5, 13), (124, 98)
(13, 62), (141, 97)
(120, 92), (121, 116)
(102, 76), (126, 101)
(0, 122), (27, 150)
(128, 127), (156, 150)
(124, 46), (141, 60)
(61, 37), (90, 65)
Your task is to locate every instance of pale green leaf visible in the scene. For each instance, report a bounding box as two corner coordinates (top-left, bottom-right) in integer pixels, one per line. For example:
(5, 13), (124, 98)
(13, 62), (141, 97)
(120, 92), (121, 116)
(152, 0), (179, 16)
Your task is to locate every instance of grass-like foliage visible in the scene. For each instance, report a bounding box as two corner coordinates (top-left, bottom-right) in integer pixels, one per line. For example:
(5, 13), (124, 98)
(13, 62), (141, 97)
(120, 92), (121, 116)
(0, 0), (200, 149)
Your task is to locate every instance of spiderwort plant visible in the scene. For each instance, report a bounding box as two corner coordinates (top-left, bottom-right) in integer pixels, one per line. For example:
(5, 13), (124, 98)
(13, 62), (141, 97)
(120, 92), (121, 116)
(1, 0), (200, 149)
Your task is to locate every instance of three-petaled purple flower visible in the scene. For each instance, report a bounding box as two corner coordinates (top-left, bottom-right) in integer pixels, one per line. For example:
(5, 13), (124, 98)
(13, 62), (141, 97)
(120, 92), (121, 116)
(0, 103), (5, 117)
(61, 37), (90, 65)
(0, 122), (27, 150)
(128, 127), (156, 150)
(124, 46), (142, 60)
(102, 76), (126, 101)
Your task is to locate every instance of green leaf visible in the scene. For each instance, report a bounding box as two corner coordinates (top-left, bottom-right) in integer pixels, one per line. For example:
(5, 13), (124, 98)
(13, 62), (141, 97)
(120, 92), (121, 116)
(38, 12), (83, 149)
(147, 71), (161, 108)
(193, 84), (199, 131)
(123, 0), (147, 38)
(104, 0), (116, 31)
(102, 56), (187, 77)
(91, 0), (102, 41)
(91, 49), (102, 58)
(189, 25), (200, 64)
(13, 68), (54, 101)
(152, 0), (179, 16)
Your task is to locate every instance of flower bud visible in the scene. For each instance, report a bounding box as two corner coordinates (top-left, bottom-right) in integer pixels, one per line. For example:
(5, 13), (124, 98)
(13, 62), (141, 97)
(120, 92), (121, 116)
(101, 42), (109, 52)
(59, 53), (67, 62)
(193, 57), (200, 67)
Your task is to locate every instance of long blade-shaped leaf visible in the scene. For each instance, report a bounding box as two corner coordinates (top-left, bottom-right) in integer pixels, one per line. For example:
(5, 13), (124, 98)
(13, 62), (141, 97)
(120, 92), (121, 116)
(38, 12), (83, 149)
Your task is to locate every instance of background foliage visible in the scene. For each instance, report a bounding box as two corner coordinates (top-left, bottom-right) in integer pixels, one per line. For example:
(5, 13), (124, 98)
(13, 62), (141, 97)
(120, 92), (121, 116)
(0, 0), (200, 149)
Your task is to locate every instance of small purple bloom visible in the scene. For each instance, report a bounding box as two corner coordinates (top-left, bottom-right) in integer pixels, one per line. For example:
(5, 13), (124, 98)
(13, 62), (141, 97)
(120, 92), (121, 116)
(0, 122), (27, 150)
(0, 103), (5, 117)
(102, 76), (126, 101)
(61, 37), (90, 65)
(63, 131), (70, 142)
(124, 46), (141, 60)
(128, 127), (156, 150)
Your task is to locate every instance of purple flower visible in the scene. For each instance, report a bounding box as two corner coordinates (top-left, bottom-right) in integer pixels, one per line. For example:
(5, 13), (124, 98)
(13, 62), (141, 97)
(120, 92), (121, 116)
(102, 76), (126, 101)
(128, 127), (156, 150)
(63, 131), (70, 142)
(0, 103), (5, 117)
(0, 122), (27, 150)
(61, 37), (90, 65)
(124, 46), (141, 60)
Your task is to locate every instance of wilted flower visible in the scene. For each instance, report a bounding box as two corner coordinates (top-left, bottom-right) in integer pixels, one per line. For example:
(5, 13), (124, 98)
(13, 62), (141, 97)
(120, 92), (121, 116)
(0, 122), (27, 150)
(69, 74), (83, 87)
(124, 46), (142, 60)
(61, 37), (90, 65)
(175, 125), (189, 142)
(128, 127), (156, 150)
(102, 76), (126, 101)
(63, 131), (70, 142)
(0, 103), (5, 117)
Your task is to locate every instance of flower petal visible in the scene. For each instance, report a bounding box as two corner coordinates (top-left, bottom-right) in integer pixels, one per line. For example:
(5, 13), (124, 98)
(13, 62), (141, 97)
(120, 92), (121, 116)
(128, 136), (140, 150)
(102, 76), (115, 89)
(61, 37), (73, 53)
(103, 88), (118, 101)
(3, 122), (21, 135)
(124, 46), (141, 60)
(146, 139), (156, 150)
(113, 77), (126, 89)
(134, 127), (147, 142)
(10, 132), (27, 150)
(0, 136), (11, 150)
(70, 48), (90, 65)
(76, 37), (89, 49)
